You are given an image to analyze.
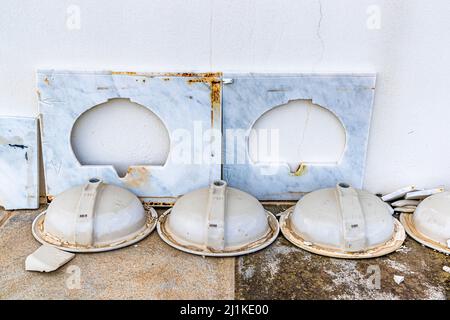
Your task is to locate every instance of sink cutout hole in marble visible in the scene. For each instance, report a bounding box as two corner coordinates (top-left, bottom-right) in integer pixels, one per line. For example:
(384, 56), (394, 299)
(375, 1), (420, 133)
(70, 98), (170, 178)
(248, 99), (346, 173)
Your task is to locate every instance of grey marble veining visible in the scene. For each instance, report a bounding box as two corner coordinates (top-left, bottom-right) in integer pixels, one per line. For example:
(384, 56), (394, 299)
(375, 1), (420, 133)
(37, 70), (221, 202)
(223, 74), (376, 200)
(0, 117), (39, 209)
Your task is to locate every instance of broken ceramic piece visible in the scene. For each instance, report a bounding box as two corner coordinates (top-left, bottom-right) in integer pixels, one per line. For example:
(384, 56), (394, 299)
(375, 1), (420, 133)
(280, 183), (406, 258)
(393, 275), (404, 285)
(25, 245), (75, 272)
(32, 179), (157, 252)
(405, 188), (444, 200)
(381, 186), (416, 202)
(157, 180), (279, 257)
(393, 206), (416, 213)
(0, 116), (39, 210)
(391, 199), (420, 207)
(400, 191), (450, 254)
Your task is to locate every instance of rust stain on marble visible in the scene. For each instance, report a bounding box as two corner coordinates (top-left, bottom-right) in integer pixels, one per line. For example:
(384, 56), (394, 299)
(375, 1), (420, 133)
(111, 71), (222, 78)
(122, 167), (150, 188)
(186, 75), (222, 128)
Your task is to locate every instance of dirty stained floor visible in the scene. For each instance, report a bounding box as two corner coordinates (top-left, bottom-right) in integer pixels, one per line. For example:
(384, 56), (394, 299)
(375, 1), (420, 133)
(0, 205), (448, 300)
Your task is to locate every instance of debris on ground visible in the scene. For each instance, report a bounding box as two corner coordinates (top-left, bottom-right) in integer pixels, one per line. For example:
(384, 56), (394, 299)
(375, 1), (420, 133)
(381, 186), (446, 216)
(394, 275), (405, 285)
(395, 245), (411, 254)
(405, 188), (444, 200)
(25, 245), (75, 272)
(394, 206), (416, 213)
(381, 186), (416, 202)
(391, 199), (420, 207)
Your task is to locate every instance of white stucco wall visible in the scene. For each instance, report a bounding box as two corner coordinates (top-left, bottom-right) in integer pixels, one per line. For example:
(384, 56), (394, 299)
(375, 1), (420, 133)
(1, 0), (449, 194)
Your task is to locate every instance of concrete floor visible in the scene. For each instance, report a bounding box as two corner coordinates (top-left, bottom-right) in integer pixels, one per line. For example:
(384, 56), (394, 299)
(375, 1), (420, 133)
(0, 206), (234, 299)
(0, 205), (448, 300)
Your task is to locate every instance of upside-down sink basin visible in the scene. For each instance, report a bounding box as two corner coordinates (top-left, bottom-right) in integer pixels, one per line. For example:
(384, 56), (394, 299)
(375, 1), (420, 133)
(280, 183), (406, 258)
(157, 180), (279, 257)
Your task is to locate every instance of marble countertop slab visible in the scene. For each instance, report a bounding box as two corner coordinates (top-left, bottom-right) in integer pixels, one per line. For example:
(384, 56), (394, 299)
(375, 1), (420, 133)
(37, 70), (222, 203)
(223, 73), (376, 200)
(0, 116), (39, 209)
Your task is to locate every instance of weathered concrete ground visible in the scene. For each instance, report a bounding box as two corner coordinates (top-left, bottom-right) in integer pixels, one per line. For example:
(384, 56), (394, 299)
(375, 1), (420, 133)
(0, 206), (234, 299)
(236, 205), (449, 300)
(0, 205), (448, 299)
